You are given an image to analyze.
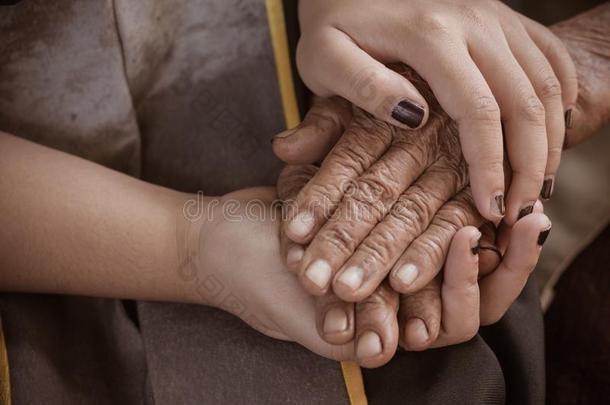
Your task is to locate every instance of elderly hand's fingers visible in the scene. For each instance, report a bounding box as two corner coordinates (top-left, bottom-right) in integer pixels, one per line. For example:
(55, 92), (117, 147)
(429, 227), (481, 348)
(315, 292), (355, 345)
(398, 277), (441, 351)
(277, 164), (318, 271)
(330, 158), (467, 302)
(272, 97), (352, 165)
(353, 282), (400, 368)
(503, 18), (568, 202)
(296, 132), (442, 295)
(283, 109), (394, 246)
(479, 213), (552, 325)
(297, 28), (429, 130)
(389, 189), (483, 294)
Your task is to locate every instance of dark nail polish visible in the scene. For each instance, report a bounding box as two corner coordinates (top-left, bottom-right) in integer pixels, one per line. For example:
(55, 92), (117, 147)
(391, 100), (425, 128)
(494, 194), (505, 216)
(565, 109), (573, 129)
(518, 204), (534, 220)
(541, 178), (554, 200)
(538, 227), (552, 246)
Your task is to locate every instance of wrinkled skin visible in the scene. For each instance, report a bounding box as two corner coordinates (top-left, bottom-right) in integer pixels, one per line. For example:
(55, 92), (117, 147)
(273, 4), (610, 367)
(281, 66), (481, 301)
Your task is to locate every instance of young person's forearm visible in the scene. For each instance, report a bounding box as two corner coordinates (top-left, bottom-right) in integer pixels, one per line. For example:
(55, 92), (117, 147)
(0, 132), (204, 303)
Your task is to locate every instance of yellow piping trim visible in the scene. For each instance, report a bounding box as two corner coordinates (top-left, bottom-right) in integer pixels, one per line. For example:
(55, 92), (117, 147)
(341, 361), (368, 405)
(265, 0), (301, 129)
(265, 2), (368, 404)
(0, 316), (11, 405)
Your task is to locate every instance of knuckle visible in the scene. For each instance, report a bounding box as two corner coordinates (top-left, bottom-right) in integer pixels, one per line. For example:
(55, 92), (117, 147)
(414, 12), (452, 36)
(304, 182), (341, 214)
(459, 6), (487, 31)
(358, 236), (394, 268)
(317, 225), (357, 256)
(411, 234), (446, 268)
(391, 189), (436, 235)
(468, 95), (501, 124)
(538, 74), (562, 101)
(517, 94), (546, 124)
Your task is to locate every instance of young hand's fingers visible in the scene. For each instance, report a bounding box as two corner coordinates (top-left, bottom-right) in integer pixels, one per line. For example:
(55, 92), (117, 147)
(297, 137), (438, 296)
(283, 109), (393, 246)
(503, 20), (566, 200)
(520, 16), (579, 109)
(389, 189), (483, 294)
(331, 159), (467, 302)
(315, 292), (355, 345)
(272, 97), (352, 165)
(430, 227), (481, 348)
(391, 44), (506, 224)
(479, 213), (552, 325)
(297, 28), (429, 130)
(354, 282), (399, 367)
(468, 26), (548, 225)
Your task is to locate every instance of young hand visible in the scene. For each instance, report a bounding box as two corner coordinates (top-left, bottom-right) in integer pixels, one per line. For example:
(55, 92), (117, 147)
(297, 0), (578, 222)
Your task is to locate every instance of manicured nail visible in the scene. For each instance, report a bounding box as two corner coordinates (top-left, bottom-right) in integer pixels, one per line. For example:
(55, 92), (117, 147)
(471, 232), (482, 255)
(323, 308), (348, 334)
(408, 318), (430, 345)
(337, 266), (365, 291)
(356, 331), (382, 359)
(491, 193), (505, 217)
(565, 109), (573, 129)
(288, 211), (315, 238)
(541, 177), (554, 200)
(304, 260), (332, 289)
(286, 245), (304, 267)
(391, 100), (425, 128)
(518, 204), (535, 220)
(538, 225), (552, 246)
(395, 263), (418, 287)
(272, 127), (298, 141)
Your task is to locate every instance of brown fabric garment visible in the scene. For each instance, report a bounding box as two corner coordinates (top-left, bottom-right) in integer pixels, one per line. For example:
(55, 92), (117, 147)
(546, 226), (610, 404)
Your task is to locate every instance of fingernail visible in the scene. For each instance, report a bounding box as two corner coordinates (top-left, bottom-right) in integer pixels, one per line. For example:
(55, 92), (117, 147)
(391, 100), (425, 128)
(286, 245), (304, 267)
(395, 263), (418, 287)
(323, 308), (348, 334)
(288, 211), (315, 238)
(304, 260), (332, 289)
(565, 108), (573, 129)
(408, 318), (430, 345)
(538, 225), (552, 246)
(518, 203), (535, 220)
(471, 231), (482, 255)
(491, 193), (505, 217)
(541, 177), (554, 200)
(272, 127), (298, 141)
(337, 266), (364, 291)
(356, 330), (382, 359)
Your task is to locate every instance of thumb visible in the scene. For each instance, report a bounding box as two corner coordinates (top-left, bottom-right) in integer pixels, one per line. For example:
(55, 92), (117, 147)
(272, 96), (351, 164)
(297, 29), (429, 130)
